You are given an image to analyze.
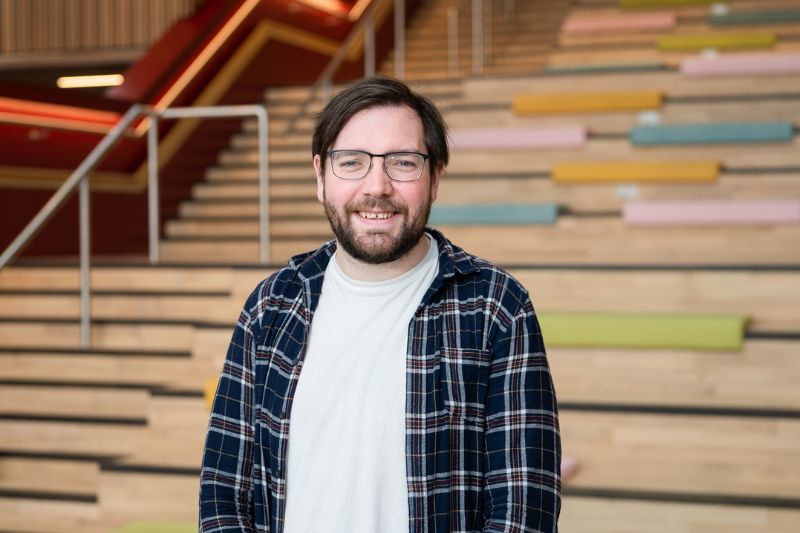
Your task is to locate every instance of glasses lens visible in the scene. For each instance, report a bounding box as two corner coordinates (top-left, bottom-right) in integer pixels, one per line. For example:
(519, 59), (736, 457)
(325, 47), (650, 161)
(330, 151), (370, 179)
(385, 153), (424, 181)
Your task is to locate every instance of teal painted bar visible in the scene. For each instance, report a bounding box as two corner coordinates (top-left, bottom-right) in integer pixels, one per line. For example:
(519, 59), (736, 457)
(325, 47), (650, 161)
(429, 204), (558, 225)
(709, 10), (800, 26)
(630, 122), (794, 145)
(546, 63), (664, 75)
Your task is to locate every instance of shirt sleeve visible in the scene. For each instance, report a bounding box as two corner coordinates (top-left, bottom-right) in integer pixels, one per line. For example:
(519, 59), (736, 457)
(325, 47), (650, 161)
(199, 288), (261, 532)
(483, 297), (561, 532)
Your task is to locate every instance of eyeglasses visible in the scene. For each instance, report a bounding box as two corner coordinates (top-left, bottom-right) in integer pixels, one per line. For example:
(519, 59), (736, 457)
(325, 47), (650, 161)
(327, 149), (430, 182)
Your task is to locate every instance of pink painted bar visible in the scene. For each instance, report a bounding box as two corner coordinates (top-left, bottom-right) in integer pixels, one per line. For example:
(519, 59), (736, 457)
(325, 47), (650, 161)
(561, 12), (676, 34)
(624, 200), (800, 225)
(449, 125), (586, 150)
(681, 52), (800, 76)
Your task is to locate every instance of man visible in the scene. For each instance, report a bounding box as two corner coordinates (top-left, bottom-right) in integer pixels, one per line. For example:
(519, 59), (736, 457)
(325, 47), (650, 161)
(200, 77), (561, 532)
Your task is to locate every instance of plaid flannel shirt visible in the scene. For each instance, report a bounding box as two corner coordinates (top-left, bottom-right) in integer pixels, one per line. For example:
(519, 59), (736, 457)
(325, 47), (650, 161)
(200, 228), (561, 532)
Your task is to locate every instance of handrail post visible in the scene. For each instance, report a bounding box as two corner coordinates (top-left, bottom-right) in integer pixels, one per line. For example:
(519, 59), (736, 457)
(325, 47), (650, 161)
(471, 0), (483, 76)
(504, 0), (515, 25)
(364, 18), (375, 77)
(256, 106), (270, 264)
(79, 177), (91, 349)
(484, 0), (492, 67)
(447, 7), (459, 78)
(394, 0), (405, 79)
(147, 114), (160, 264)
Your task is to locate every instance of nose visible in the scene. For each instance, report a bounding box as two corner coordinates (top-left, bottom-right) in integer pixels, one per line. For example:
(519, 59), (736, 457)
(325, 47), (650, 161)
(360, 156), (394, 197)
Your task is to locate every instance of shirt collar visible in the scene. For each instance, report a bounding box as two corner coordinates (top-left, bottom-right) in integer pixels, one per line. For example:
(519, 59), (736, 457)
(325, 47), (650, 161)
(287, 227), (482, 283)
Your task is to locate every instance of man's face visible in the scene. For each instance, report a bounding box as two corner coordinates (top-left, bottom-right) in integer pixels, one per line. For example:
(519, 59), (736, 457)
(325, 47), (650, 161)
(314, 105), (440, 265)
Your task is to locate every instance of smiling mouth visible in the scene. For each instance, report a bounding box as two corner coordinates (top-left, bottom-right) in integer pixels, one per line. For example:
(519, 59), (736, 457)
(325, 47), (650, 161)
(357, 211), (396, 220)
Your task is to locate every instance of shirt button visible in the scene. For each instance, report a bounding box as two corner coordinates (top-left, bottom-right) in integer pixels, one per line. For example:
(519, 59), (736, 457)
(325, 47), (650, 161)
(280, 410), (287, 419)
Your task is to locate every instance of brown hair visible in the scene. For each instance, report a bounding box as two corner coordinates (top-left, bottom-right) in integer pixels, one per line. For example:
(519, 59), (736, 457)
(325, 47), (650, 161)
(312, 76), (449, 175)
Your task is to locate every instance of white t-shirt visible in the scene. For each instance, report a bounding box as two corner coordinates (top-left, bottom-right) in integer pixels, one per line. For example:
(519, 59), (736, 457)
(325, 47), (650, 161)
(283, 235), (439, 533)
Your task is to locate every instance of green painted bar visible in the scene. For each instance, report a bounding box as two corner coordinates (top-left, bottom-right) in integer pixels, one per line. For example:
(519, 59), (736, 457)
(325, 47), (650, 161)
(546, 63), (665, 75)
(709, 10), (800, 26)
(429, 204), (559, 225)
(630, 122), (794, 145)
(539, 312), (748, 350)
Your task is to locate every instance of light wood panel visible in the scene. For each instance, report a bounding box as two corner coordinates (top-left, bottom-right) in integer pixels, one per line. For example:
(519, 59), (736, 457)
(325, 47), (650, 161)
(0, 293), (241, 323)
(448, 138), (800, 174)
(561, 496), (800, 533)
(550, 340), (800, 409)
(98, 471), (198, 524)
(0, 385), (149, 419)
(0, 353), (217, 390)
(0, 322), (196, 351)
(561, 411), (800, 497)
(0, 498), (101, 533)
(463, 70), (800, 102)
(511, 270), (800, 332)
(0, 419), (144, 456)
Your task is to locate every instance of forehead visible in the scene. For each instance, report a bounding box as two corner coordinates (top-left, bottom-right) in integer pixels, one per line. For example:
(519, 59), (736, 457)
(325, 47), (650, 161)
(333, 105), (424, 150)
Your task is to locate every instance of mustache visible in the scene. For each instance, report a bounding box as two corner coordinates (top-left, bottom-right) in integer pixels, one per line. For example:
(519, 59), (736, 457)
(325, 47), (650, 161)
(346, 198), (408, 214)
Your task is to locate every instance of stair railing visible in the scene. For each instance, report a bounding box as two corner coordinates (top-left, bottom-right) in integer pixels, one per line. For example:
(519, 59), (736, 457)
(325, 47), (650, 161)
(0, 103), (270, 348)
(284, 0), (401, 134)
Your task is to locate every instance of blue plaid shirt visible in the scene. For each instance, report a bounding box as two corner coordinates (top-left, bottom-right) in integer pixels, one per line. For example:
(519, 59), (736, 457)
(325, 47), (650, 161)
(200, 229), (561, 532)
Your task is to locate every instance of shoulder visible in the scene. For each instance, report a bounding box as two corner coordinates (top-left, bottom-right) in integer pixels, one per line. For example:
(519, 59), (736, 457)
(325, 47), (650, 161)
(447, 240), (531, 313)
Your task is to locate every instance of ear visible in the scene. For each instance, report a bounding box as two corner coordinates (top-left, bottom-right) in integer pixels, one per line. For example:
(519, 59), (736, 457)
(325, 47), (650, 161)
(314, 154), (324, 204)
(429, 164), (442, 203)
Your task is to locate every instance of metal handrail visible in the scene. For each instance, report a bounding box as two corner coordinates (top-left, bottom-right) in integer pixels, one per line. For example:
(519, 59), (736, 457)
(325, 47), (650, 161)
(284, 0), (398, 134)
(147, 104), (270, 264)
(0, 103), (270, 348)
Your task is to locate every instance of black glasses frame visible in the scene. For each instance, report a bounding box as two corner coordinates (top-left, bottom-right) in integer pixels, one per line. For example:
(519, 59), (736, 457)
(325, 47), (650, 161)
(327, 149), (430, 182)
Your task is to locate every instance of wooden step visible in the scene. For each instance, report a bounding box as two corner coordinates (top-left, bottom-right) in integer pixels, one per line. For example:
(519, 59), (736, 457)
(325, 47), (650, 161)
(0, 321), (197, 351)
(0, 267), (268, 302)
(462, 69), (800, 102)
(511, 270), (800, 333)
(179, 199), (321, 218)
(206, 164), (313, 181)
(160, 218), (800, 265)
(438, 173), (800, 212)
(560, 495), (800, 533)
(447, 139), (800, 174)
(0, 351), (216, 390)
(0, 384), (149, 420)
(158, 238), (322, 265)
(0, 419), (144, 456)
(551, 340), (800, 410)
(0, 293), (240, 323)
(98, 470), (197, 524)
(444, 99), (800, 132)
(165, 218), (329, 239)
(111, 396), (207, 469)
(0, 498), (101, 533)
(0, 456), (99, 498)
(191, 180), (315, 200)
(439, 219), (800, 264)
(561, 410), (800, 498)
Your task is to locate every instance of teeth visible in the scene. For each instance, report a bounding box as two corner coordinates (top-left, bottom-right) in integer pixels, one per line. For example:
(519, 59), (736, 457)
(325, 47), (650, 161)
(359, 211), (393, 219)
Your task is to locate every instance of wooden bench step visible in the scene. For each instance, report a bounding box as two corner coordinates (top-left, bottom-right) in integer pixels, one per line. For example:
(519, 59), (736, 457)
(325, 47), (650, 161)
(561, 410), (800, 498)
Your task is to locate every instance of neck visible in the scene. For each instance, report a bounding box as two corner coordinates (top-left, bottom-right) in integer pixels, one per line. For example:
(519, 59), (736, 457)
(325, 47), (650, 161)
(334, 235), (431, 282)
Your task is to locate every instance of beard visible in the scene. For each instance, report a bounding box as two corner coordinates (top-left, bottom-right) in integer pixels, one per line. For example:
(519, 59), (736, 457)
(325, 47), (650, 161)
(323, 191), (431, 265)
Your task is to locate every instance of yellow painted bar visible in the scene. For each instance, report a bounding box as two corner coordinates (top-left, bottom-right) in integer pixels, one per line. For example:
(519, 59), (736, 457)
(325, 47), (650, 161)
(657, 32), (776, 51)
(552, 161), (720, 183)
(513, 91), (662, 115)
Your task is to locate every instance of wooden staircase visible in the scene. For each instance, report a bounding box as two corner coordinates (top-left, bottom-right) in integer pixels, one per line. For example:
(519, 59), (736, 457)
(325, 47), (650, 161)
(2, 0), (800, 530)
